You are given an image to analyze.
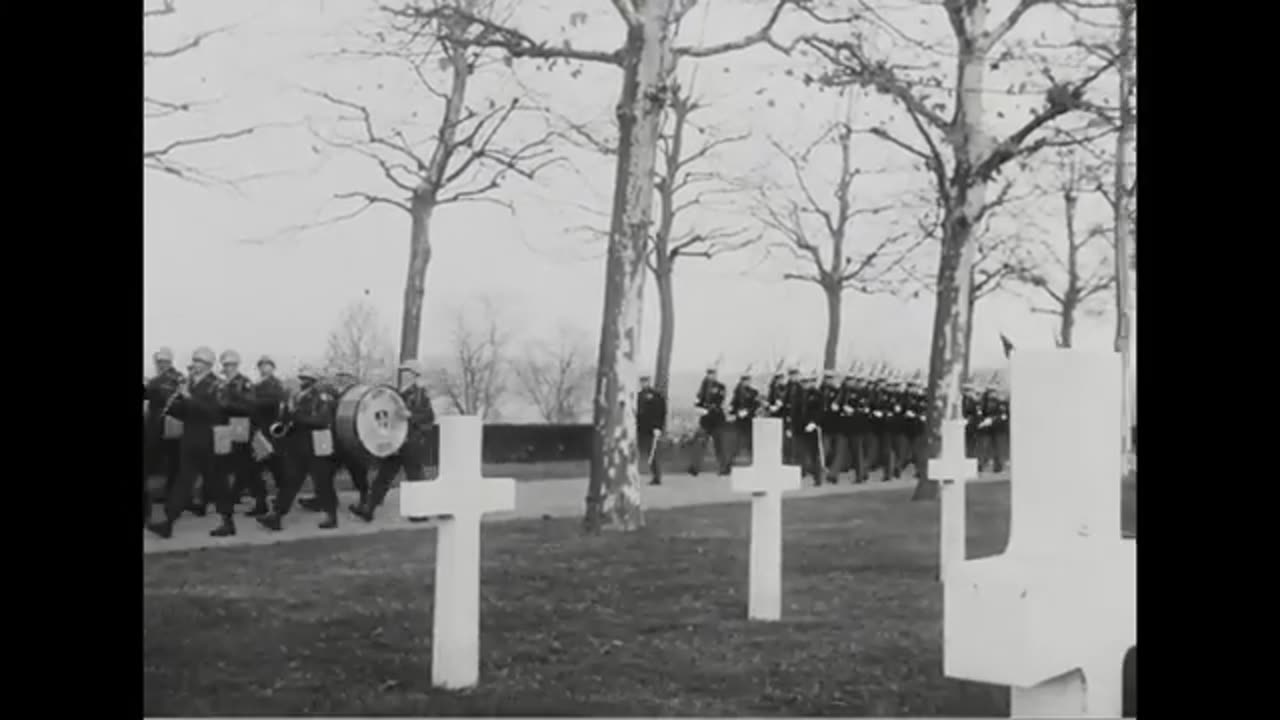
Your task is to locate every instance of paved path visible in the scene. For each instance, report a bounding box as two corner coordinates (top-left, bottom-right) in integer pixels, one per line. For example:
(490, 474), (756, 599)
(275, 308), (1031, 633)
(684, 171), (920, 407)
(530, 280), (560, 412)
(143, 471), (1008, 556)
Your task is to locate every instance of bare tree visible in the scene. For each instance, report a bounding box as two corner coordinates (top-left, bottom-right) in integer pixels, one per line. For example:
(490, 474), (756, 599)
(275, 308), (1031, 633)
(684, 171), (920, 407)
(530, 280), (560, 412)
(753, 120), (920, 370)
(295, 1), (560, 370)
(797, 0), (1118, 501)
(431, 297), (511, 420)
(143, 0), (266, 183)
(514, 327), (596, 423)
(323, 298), (398, 382)
(405, 0), (801, 532)
(1008, 149), (1115, 348)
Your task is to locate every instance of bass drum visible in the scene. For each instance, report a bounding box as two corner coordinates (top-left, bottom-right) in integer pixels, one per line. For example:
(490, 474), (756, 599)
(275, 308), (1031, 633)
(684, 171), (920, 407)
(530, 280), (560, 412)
(334, 383), (410, 461)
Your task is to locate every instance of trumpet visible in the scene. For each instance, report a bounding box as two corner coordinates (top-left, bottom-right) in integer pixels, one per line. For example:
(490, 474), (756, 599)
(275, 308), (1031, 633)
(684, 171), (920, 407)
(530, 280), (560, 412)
(159, 377), (189, 416)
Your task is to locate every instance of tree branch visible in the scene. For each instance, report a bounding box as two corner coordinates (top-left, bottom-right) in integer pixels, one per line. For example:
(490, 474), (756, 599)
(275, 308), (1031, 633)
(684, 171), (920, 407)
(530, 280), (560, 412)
(676, 0), (797, 58)
(390, 3), (624, 65)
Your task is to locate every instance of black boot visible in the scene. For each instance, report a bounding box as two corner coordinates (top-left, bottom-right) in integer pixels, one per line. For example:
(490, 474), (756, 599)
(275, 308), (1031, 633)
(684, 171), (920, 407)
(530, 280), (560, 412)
(146, 520), (173, 539)
(318, 512), (338, 530)
(299, 496), (321, 512)
(257, 512), (284, 532)
(210, 516), (236, 537)
(187, 503), (208, 517)
(245, 499), (270, 517)
(350, 501), (375, 522)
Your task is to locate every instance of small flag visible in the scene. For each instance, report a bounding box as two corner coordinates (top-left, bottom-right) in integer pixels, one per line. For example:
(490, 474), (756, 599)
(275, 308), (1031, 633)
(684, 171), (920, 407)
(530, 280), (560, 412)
(1000, 333), (1015, 358)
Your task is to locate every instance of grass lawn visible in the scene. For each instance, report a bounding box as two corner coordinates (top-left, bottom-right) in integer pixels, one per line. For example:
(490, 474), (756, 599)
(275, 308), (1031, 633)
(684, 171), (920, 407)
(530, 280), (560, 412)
(143, 480), (1137, 716)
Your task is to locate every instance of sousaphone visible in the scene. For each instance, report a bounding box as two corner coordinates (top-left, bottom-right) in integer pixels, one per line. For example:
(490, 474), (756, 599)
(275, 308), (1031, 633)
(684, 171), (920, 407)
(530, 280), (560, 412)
(334, 384), (410, 461)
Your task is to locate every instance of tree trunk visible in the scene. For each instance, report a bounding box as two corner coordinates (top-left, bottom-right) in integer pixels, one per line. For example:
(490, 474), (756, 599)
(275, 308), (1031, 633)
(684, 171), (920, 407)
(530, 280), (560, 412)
(912, 22), (989, 502)
(654, 258), (676, 394)
(1058, 302), (1076, 348)
(584, 2), (675, 533)
(1113, 0), (1136, 464)
(962, 265), (977, 382)
(822, 283), (841, 370)
(398, 195), (435, 363)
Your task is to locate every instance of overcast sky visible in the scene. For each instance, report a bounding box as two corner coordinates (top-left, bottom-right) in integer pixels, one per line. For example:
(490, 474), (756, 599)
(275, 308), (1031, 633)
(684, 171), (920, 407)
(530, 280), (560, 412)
(143, 0), (1133, 381)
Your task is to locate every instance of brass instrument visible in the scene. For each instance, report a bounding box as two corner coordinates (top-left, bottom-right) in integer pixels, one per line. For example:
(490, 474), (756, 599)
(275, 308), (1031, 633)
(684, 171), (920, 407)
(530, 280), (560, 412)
(159, 377), (189, 416)
(268, 386), (300, 439)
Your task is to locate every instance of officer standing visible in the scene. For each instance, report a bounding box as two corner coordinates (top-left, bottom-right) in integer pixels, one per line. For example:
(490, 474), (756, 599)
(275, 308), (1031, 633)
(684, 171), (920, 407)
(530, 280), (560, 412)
(792, 372), (825, 485)
(352, 360), (436, 522)
(239, 355), (287, 516)
(636, 374), (667, 485)
(257, 366), (341, 531)
(213, 350), (256, 535)
(144, 348), (184, 505)
(688, 367), (728, 476)
(147, 347), (225, 539)
(728, 371), (761, 466)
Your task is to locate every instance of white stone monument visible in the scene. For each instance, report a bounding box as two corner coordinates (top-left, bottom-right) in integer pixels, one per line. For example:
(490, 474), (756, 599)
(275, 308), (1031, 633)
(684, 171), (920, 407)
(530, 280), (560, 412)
(933, 418), (979, 580)
(730, 417), (802, 621)
(942, 350), (1137, 718)
(399, 415), (516, 690)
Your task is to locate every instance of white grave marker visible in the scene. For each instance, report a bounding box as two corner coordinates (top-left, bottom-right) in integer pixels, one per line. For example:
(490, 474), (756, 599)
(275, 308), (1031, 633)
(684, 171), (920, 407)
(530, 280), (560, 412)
(942, 350), (1136, 717)
(730, 418), (802, 621)
(933, 418), (978, 580)
(399, 415), (516, 690)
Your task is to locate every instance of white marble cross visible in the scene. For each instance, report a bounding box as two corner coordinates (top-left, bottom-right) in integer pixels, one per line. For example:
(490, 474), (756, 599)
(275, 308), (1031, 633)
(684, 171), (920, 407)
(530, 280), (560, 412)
(942, 350), (1136, 718)
(399, 415), (516, 690)
(730, 418), (802, 621)
(933, 418), (978, 581)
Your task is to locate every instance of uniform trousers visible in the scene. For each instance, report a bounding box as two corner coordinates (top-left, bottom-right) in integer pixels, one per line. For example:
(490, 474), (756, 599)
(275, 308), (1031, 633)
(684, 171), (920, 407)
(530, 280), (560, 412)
(215, 443), (255, 515)
(274, 433), (338, 515)
(688, 415), (730, 474)
(163, 435), (219, 524)
(637, 429), (662, 482)
(335, 449), (370, 501)
(368, 437), (430, 508)
(820, 425), (844, 482)
(794, 427), (823, 483)
(726, 420), (754, 465)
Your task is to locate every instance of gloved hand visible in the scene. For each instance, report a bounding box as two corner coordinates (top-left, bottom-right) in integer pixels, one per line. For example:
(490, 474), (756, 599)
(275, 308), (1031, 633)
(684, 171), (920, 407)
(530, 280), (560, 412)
(843, 405), (854, 414)
(829, 403), (839, 411)
(805, 422), (816, 432)
(737, 409), (748, 419)
(979, 418), (993, 429)
(654, 428), (663, 437)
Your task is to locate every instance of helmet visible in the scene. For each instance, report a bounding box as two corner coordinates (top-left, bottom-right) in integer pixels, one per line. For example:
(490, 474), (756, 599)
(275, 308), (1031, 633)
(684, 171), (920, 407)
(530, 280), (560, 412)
(257, 355), (276, 369)
(153, 347), (174, 363)
(192, 346), (216, 365)
(297, 365), (319, 380)
(219, 349), (241, 365)
(399, 359), (425, 376)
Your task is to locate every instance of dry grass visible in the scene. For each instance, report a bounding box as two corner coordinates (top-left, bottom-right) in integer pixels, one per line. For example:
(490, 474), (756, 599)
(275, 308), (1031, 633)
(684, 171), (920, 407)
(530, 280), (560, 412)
(144, 479), (1136, 716)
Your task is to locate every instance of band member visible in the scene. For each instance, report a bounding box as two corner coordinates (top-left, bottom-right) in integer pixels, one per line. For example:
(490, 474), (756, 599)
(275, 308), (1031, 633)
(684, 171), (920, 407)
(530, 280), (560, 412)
(727, 371), (760, 465)
(210, 350), (256, 536)
(240, 355), (287, 516)
(636, 374), (667, 486)
(144, 348), (184, 505)
(303, 370), (369, 510)
(781, 367), (802, 464)
(688, 367), (728, 476)
(977, 386), (1003, 472)
(818, 370), (843, 484)
(353, 360), (436, 522)
(258, 366), (341, 531)
(962, 383), (981, 460)
(147, 347), (225, 539)
(792, 373), (825, 485)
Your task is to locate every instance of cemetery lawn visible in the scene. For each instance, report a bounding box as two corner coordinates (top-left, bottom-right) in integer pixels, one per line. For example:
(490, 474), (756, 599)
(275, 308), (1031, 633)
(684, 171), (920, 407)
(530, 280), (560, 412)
(144, 479), (1138, 717)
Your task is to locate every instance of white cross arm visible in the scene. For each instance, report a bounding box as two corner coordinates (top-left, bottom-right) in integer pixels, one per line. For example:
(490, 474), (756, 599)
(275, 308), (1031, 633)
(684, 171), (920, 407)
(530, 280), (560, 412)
(732, 466), (802, 495)
(400, 477), (516, 519)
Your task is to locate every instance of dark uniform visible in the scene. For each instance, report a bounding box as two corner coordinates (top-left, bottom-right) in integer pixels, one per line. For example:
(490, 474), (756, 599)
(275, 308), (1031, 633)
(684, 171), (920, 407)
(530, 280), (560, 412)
(144, 360), (185, 503)
(212, 358), (256, 535)
(781, 369), (803, 464)
(977, 388), (1002, 472)
(355, 363), (436, 521)
(242, 359), (287, 516)
(836, 374), (874, 484)
(727, 374), (761, 465)
(258, 370), (341, 530)
(902, 381), (929, 480)
(147, 348), (225, 538)
(818, 371), (843, 484)
(303, 372), (369, 510)
(765, 372), (789, 461)
(962, 385), (981, 460)
(142, 382), (151, 526)
(792, 375), (824, 484)
(688, 370), (729, 476)
(636, 377), (667, 485)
